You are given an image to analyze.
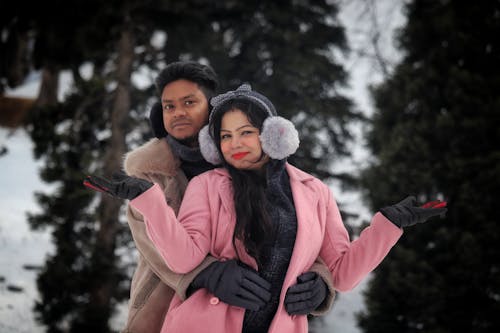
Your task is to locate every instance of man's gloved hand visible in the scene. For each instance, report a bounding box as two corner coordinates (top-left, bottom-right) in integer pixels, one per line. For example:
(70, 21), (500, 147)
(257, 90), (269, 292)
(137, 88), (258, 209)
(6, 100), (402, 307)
(284, 271), (327, 315)
(380, 196), (448, 228)
(83, 172), (153, 200)
(189, 259), (271, 311)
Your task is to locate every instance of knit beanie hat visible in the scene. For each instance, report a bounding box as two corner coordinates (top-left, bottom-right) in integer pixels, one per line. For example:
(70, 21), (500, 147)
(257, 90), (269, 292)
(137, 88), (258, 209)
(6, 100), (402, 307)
(199, 84), (299, 165)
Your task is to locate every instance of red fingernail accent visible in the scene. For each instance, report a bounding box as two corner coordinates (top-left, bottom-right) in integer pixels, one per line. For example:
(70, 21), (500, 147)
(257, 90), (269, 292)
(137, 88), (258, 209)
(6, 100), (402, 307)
(421, 200), (440, 208)
(83, 181), (106, 192)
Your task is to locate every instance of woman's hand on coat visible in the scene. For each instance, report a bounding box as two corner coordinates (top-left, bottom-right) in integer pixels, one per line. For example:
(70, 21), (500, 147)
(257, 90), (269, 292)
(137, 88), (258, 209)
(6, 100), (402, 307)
(380, 196), (447, 228)
(83, 172), (153, 200)
(284, 271), (327, 315)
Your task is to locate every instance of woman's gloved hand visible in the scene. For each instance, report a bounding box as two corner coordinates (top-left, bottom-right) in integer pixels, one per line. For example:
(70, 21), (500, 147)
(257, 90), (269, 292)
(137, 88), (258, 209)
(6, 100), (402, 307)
(380, 196), (447, 228)
(83, 172), (153, 200)
(189, 259), (271, 311)
(284, 271), (327, 315)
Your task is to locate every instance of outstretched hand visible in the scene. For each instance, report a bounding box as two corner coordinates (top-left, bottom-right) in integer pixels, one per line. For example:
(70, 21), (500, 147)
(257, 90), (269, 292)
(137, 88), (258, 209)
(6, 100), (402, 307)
(83, 172), (153, 200)
(380, 196), (447, 228)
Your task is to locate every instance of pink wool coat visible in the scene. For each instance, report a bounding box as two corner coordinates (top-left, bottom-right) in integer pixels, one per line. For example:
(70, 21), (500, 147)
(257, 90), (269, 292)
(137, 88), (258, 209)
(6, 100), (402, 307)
(131, 163), (403, 333)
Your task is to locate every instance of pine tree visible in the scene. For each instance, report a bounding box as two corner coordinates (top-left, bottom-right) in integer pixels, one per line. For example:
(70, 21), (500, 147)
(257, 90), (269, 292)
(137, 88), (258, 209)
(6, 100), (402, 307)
(16, 1), (152, 331)
(359, 1), (500, 332)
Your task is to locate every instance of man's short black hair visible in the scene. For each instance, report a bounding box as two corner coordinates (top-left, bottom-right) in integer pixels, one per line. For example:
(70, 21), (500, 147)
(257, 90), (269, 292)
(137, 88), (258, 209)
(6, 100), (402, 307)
(155, 61), (219, 100)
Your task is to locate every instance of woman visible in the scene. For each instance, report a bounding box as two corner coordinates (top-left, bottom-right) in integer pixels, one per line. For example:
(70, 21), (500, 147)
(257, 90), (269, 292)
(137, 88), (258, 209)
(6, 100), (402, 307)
(85, 84), (446, 332)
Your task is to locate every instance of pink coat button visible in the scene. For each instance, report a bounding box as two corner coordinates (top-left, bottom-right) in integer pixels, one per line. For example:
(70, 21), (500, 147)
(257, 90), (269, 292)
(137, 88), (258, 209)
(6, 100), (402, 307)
(210, 297), (220, 305)
(220, 258), (227, 262)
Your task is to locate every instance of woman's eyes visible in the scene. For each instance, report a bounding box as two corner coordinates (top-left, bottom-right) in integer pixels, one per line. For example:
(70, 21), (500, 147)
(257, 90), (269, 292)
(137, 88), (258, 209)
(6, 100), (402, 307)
(221, 130), (257, 140)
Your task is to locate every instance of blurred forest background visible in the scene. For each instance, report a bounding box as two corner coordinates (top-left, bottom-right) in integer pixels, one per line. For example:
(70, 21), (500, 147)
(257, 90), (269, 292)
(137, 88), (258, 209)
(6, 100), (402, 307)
(1, 0), (499, 332)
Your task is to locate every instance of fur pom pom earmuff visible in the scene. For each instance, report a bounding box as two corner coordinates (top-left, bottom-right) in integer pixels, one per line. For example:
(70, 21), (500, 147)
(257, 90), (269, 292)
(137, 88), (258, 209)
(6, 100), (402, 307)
(260, 116), (300, 160)
(199, 125), (223, 165)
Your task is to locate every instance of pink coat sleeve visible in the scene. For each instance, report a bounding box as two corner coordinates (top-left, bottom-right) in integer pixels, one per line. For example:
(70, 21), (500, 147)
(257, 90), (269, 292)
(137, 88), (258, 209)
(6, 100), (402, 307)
(130, 177), (212, 274)
(319, 189), (403, 292)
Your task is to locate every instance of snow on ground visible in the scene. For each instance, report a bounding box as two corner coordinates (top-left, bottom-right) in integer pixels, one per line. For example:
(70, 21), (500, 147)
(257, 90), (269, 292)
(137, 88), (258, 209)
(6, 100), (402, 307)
(0, 128), (54, 333)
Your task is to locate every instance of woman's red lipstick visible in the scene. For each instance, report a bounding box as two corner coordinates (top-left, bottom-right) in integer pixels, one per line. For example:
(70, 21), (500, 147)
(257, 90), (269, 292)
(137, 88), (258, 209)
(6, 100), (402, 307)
(232, 152), (249, 160)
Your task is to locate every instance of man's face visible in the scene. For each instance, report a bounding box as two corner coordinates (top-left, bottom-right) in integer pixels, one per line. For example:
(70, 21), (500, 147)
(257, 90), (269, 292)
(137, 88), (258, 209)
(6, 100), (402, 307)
(161, 79), (209, 145)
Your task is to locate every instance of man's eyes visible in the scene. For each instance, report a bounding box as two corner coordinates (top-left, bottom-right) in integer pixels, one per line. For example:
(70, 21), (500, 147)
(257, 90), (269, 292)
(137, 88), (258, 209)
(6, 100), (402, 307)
(163, 100), (196, 111)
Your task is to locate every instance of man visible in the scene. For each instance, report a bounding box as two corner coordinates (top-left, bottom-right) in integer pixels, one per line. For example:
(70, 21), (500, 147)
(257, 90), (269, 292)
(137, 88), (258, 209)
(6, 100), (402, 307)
(118, 61), (336, 332)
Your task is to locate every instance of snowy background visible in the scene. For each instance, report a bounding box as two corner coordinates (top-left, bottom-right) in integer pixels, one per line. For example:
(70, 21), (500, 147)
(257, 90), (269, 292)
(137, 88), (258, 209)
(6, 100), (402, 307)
(0, 2), (404, 332)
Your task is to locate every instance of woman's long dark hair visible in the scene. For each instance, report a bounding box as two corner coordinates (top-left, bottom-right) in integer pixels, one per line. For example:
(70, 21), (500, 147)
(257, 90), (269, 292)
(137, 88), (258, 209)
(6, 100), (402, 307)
(210, 99), (275, 266)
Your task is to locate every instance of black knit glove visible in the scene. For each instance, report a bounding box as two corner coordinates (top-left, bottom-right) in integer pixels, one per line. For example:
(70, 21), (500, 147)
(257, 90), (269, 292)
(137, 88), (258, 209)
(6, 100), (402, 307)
(284, 272), (328, 315)
(189, 260), (271, 311)
(380, 196), (447, 228)
(83, 172), (153, 200)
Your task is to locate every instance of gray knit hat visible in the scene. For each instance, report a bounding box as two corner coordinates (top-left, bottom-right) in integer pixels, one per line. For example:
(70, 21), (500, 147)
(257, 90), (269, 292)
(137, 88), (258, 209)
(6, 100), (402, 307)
(199, 84), (299, 165)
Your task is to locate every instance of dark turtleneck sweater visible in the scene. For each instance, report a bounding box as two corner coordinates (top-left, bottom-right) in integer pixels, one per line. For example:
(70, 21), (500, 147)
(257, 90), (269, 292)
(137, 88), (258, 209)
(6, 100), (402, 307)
(242, 159), (298, 333)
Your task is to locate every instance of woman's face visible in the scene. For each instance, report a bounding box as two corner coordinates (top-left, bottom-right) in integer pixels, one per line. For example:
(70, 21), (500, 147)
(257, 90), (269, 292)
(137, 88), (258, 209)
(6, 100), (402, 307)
(219, 109), (269, 170)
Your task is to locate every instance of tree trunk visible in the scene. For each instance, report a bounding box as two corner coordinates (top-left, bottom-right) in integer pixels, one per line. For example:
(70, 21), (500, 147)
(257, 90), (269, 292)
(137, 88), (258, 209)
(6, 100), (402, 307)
(88, 23), (134, 330)
(3, 25), (30, 90)
(35, 65), (59, 107)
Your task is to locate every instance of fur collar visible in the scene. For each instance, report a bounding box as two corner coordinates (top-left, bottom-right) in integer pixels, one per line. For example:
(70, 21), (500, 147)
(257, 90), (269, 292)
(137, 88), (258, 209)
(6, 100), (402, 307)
(123, 138), (180, 177)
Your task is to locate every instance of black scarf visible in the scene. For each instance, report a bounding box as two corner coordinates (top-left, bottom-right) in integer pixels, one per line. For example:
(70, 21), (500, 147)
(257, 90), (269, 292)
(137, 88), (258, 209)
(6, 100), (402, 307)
(166, 135), (215, 180)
